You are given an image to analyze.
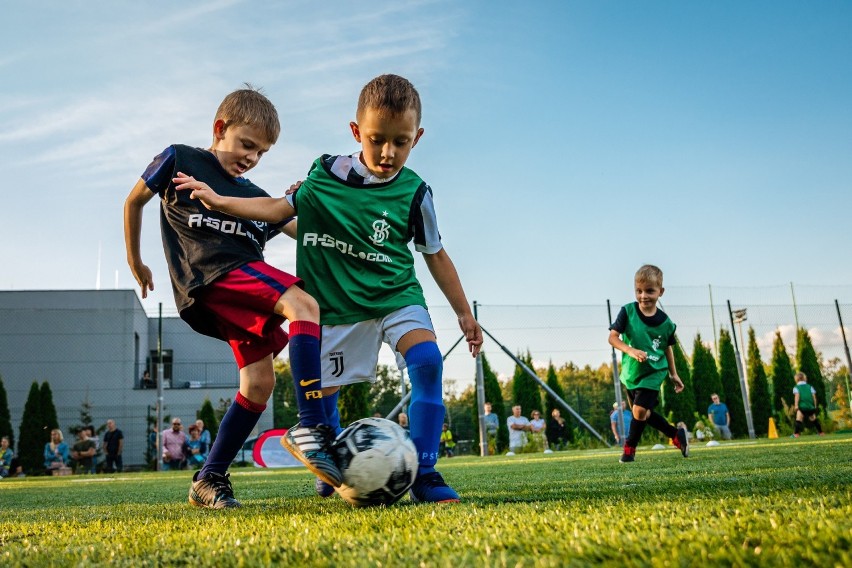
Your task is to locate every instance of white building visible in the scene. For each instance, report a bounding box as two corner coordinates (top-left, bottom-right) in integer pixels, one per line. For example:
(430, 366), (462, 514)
(0, 290), (274, 467)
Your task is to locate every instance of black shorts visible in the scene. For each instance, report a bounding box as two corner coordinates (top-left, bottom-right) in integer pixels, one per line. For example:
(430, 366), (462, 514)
(626, 388), (660, 411)
(799, 408), (818, 419)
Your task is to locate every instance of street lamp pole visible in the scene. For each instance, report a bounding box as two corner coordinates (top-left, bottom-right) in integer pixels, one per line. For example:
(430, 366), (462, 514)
(728, 301), (755, 439)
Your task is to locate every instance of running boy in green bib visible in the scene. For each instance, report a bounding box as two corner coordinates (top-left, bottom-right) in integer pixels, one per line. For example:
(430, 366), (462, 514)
(608, 265), (689, 462)
(792, 372), (824, 437)
(179, 74), (483, 502)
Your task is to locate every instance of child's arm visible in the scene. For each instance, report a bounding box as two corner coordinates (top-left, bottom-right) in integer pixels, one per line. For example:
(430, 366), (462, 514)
(422, 248), (483, 357)
(174, 172), (295, 223)
(608, 330), (647, 362)
(124, 179), (157, 298)
(665, 345), (685, 393)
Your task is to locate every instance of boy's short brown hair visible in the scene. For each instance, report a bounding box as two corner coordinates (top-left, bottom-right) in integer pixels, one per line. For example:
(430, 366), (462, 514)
(635, 264), (664, 287)
(357, 74), (422, 125)
(215, 84), (280, 144)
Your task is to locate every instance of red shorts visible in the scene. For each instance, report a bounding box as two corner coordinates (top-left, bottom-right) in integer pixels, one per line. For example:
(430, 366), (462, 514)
(197, 261), (301, 368)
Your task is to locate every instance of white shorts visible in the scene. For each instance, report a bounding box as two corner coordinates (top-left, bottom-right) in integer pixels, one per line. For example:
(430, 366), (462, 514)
(321, 305), (435, 388)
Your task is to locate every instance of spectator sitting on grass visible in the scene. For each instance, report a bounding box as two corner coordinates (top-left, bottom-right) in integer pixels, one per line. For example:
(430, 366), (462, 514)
(44, 428), (70, 474)
(1, 436), (24, 478)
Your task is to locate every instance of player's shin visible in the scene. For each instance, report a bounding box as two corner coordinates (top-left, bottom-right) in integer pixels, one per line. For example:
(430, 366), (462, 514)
(406, 341), (444, 473)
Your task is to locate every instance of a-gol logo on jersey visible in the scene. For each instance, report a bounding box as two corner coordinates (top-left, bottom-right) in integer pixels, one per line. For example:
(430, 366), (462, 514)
(302, 233), (393, 263)
(187, 214), (261, 244)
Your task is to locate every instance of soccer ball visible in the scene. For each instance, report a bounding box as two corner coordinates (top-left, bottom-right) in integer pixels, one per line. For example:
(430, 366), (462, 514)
(332, 417), (418, 507)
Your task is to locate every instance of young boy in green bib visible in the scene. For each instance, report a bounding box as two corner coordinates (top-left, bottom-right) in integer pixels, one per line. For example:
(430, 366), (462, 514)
(608, 265), (689, 462)
(178, 74), (482, 502)
(792, 372), (824, 437)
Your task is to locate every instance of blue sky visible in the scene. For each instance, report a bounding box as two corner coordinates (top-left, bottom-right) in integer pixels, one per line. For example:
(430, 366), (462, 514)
(2, 1), (851, 387)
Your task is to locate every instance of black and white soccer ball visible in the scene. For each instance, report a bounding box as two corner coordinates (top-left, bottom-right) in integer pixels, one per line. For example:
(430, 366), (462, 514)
(331, 417), (418, 507)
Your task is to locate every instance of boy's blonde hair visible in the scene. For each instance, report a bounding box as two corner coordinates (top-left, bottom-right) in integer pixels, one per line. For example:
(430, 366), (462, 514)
(357, 74), (422, 125)
(215, 84), (280, 144)
(795, 371), (807, 382)
(635, 264), (664, 287)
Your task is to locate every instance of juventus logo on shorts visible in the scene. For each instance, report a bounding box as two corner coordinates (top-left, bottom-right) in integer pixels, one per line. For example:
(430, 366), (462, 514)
(330, 353), (344, 377)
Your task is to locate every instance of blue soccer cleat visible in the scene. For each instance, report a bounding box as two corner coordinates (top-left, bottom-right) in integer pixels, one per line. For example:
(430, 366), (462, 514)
(315, 477), (335, 498)
(409, 470), (460, 503)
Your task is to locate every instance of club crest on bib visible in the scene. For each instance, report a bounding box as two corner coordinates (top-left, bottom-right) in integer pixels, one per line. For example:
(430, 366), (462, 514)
(652, 337), (661, 351)
(369, 218), (390, 246)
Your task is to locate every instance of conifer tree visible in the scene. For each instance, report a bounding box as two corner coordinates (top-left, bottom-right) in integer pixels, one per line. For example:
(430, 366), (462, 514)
(339, 382), (370, 428)
(769, 331), (796, 416)
(272, 359), (298, 429)
(796, 328), (827, 409)
(196, 398), (219, 442)
(746, 328), (772, 436)
(17, 382), (44, 474)
(691, 334), (724, 416)
(512, 351), (542, 418)
(718, 329), (747, 437)
(0, 375), (13, 450)
(662, 340), (696, 424)
(39, 382), (60, 435)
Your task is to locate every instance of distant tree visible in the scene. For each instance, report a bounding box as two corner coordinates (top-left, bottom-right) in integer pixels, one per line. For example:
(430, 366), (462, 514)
(69, 392), (94, 436)
(196, 398), (219, 442)
(0, 375), (13, 450)
(662, 340), (696, 424)
(746, 328), (772, 437)
(769, 331), (796, 417)
(339, 382), (370, 428)
(39, 382), (60, 435)
(470, 353), (510, 453)
(18, 382), (45, 474)
(272, 359), (297, 429)
(797, 328), (827, 409)
(368, 365), (403, 417)
(831, 379), (852, 430)
(511, 351), (542, 418)
(718, 329), (748, 437)
(691, 335), (723, 416)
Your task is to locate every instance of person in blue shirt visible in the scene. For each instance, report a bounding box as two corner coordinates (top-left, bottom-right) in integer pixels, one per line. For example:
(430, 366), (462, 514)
(44, 428), (70, 473)
(707, 393), (732, 440)
(610, 401), (633, 445)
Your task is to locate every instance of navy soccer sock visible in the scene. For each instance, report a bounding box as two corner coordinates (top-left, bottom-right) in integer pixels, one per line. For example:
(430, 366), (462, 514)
(322, 389), (342, 436)
(646, 411), (678, 439)
(289, 321), (325, 427)
(625, 418), (647, 448)
(405, 341), (444, 474)
(200, 391), (264, 478)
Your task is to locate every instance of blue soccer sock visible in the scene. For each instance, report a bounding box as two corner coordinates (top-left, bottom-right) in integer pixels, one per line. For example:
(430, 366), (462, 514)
(289, 321), (325, 427)
(322, 389), (342, 435)
(200, 391), (264, 478)
(405, 341), (444, 473)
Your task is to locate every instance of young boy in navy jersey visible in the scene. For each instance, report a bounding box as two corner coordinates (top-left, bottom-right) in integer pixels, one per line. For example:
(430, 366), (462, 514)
(608, 265), (689, 462)
(179, 74), (483, 502)
(124, 86), (341, 508)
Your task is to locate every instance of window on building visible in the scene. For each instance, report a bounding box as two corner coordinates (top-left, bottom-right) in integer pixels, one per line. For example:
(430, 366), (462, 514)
(147, 350), (173, 386)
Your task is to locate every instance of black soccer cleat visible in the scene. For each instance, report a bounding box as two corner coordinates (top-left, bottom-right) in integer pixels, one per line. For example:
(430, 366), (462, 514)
(188, 471), (242, 509)
(675, 426), (690, 458)
(315, 477), (335, 498)
(281, 423), (343, 487)
(619, 445), (636, 463)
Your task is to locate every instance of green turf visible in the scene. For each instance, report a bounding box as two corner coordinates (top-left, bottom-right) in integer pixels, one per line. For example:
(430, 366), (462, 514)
(1, 436), (850, 567)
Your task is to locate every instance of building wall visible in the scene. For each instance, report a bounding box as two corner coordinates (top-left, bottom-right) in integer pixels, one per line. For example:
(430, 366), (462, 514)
(0, 290), (273, 468)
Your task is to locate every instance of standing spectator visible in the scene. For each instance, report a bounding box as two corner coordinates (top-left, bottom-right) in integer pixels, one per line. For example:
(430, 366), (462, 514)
(162, 418), (187, 470)
(397, 412), (410, 433)
(707, 393), (732, 440)
(792, 372), (824, 437)
(44, 428), (70, 473)
(141, 369), (155, 389)
(438, 423), (456, 458)
(529, 410), (552, 453)
(610, 401), (633, 446)
(483, 402), (500, 454)
(506, 405), (530, 456)
(103, 419), (125, 473)
(546, 408), (569, 451)
(195, 419), (211, 454)
(70, 428), (97, 474)
(1, 436), (24, 478)
(185, 425), (208, 469)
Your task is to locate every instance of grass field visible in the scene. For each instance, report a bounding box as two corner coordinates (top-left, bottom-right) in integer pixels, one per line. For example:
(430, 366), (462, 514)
(1, 435), (850, 567)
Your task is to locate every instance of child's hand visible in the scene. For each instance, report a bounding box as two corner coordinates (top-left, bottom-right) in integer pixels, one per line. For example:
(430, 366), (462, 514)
(671, 374), (685, 393)
(458, 313), (483, 357)
(129, 261), (154, 299)
(628, 348), (647, 362)
(173, 172), (222, 210)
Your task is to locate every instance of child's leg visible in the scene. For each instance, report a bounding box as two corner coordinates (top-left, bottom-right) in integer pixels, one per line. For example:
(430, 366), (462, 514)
(624, 404), (649, 448)
(321, 387), (342, 435)
(646, 412), (678, 439)
(807, 413), (823, 434)
(399, 332), (444, 473)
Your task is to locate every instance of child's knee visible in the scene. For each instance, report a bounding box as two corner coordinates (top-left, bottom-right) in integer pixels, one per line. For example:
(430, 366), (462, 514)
(276, 287), (319, 322)
(322, 385), (340, 396)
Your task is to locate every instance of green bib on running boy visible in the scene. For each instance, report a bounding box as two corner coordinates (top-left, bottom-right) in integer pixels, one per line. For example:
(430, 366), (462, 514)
(616, 302), (677, 391)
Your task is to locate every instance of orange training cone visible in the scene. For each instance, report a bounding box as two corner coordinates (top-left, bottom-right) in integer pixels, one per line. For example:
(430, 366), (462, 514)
(768, 417), (778, 439)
